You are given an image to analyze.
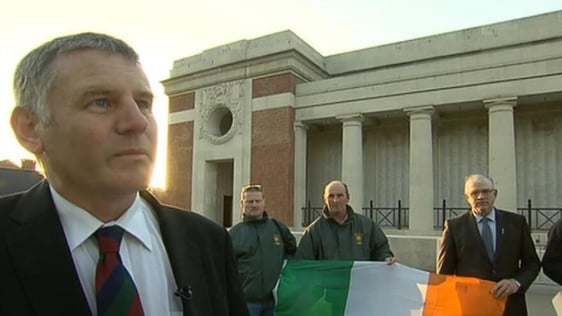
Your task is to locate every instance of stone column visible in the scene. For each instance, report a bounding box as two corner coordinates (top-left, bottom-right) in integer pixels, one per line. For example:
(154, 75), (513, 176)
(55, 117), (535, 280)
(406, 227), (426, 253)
(338, 114), (364, 211)
(405, 106), (434, 233)
(294, 121), (308, 227)
(484, 97), (517, 212)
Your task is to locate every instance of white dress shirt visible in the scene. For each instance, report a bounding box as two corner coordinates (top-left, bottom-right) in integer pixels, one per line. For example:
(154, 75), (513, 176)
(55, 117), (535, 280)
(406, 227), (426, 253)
(51, 186), (182, 316)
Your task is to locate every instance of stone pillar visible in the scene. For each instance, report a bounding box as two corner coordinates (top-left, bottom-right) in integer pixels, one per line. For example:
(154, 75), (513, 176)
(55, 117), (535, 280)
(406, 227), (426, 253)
(484, 97), (517, 212)
(294, 121), (308, 227)
(338, 114), (364, 211)
(405, 106), (434, 233)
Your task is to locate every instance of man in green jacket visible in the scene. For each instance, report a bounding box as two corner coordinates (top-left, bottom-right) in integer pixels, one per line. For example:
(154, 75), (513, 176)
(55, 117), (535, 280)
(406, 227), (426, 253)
(230, 184), (297, 316)
(295, 180), (395, 263)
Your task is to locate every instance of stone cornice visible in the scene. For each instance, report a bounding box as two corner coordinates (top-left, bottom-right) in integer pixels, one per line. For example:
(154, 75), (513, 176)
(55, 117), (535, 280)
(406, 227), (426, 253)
(163, 50), (328, 96)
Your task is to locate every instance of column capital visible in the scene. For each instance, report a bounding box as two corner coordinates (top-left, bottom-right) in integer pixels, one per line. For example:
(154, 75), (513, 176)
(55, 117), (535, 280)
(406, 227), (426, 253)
(483, 96), (517, 109)
(403, 106), (435, 117)
(294, 121), (309, 131)
(336, 113), (364, 122)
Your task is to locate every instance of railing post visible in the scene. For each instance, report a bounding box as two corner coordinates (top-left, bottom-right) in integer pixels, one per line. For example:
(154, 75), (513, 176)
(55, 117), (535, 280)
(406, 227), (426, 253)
(398, 200), (402, 230)
(527, 199), (532, 229)
(442, 199), (446, 229)
(369, 200), (374, 220)
(304, 200), (311, 227)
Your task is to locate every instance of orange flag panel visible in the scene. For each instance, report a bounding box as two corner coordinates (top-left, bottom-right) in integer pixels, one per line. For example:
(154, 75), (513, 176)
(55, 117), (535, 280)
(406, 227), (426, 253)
(423, 273), (506, 316)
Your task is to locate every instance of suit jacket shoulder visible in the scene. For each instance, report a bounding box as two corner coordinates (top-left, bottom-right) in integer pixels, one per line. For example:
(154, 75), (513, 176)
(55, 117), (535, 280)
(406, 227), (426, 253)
(140, 191), (249, 316)
(543, 218), (562, 285)
(0, 181), (92, 316)
(0, 184), (248, 316)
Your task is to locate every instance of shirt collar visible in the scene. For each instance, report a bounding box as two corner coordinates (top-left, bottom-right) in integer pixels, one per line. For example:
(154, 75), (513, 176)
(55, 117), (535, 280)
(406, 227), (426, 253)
(474, 208), (496, 222)
(51, 185), (153, 252)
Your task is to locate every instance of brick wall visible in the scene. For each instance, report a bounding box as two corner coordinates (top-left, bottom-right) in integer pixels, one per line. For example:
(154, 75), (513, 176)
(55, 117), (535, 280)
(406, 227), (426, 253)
(164, 92), (195, 209)
(164, 121), (193, 210)
(252, 73), (297, 98)
(250, 72), (298, 225)
(169, 92), (195, 112)
(250, 107), (295, 225)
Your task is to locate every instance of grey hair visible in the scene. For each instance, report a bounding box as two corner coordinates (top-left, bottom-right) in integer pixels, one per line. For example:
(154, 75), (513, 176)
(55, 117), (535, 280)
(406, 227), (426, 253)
(13, 32), (140, 125)
(464, 174), (495, 190)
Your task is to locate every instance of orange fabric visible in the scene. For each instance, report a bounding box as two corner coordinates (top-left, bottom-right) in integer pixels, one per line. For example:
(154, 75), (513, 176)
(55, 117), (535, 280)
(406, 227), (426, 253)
(422, 273), (506, 316)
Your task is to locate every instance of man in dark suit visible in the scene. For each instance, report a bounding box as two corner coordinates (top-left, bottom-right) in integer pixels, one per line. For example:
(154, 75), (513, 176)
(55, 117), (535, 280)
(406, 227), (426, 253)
(542, 218), (562, 285)
(437, 174), (540, 316)
(0, 32), (249, 316)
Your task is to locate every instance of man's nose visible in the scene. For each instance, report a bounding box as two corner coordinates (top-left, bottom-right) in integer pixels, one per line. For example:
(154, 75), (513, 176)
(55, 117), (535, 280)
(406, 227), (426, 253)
(116, 98), (149, 134)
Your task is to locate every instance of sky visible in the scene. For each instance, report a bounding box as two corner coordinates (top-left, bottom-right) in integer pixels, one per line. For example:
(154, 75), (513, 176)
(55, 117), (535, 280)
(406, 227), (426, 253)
(1, 0), (561, 188)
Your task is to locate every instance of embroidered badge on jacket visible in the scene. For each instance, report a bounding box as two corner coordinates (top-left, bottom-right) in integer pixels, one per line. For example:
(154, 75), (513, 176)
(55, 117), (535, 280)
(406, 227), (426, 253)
(354, 232), (364, 245)
(273, 233), (282, 245)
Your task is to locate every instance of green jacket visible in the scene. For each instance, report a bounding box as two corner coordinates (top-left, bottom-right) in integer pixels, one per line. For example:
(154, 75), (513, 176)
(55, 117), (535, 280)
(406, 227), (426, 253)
(230, 212), (297, 302)
(295, 205), (394, 261)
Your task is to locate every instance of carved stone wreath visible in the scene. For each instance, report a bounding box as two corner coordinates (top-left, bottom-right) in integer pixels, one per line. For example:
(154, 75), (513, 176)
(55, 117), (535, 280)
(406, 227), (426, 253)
(199, 80), (243, 144)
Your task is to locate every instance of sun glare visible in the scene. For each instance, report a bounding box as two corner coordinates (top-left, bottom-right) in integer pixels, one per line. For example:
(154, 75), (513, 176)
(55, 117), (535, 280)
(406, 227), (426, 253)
(150, 104), (168, 190)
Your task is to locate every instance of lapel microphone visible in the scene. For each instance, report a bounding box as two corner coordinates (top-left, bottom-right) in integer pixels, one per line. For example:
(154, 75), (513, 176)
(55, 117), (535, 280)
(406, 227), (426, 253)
(175, 285), (192, 301)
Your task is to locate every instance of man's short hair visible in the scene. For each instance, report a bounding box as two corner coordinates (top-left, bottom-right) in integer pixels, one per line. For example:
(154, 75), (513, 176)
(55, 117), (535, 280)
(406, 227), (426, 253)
(464, 174), (495, 192)
(240, 184), (263, 200)
(14, 32), (139, 125)
(323, 180), (350, 199)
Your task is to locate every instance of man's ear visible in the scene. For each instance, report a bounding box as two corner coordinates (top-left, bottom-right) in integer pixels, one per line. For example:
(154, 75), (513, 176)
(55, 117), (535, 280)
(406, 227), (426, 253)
(10, 106), (44, 155)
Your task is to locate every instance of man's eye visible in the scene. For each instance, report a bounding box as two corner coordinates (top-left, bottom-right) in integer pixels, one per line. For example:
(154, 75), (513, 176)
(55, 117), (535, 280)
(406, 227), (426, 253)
(136, 100), (152, 112)
(89, 99), (110, 110)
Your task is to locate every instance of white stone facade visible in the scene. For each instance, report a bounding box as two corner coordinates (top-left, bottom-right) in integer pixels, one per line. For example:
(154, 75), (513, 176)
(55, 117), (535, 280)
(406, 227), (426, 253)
(163, 11), (562, 235)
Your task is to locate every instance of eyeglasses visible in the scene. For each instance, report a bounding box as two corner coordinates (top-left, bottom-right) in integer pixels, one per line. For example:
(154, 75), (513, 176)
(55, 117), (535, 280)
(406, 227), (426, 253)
(468, 189), (496, 198)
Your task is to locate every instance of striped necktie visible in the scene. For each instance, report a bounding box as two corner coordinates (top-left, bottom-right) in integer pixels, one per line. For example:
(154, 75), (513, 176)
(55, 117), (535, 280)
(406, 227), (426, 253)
(95, 226), (144, 316)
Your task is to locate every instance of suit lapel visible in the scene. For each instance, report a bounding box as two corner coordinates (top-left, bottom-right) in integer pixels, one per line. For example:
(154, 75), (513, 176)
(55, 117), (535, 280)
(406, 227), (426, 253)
(494, 209), (506, 260)
(7, 181), (91, 315)
(142, 191), (211, 315)
(464, 211), (494, 263)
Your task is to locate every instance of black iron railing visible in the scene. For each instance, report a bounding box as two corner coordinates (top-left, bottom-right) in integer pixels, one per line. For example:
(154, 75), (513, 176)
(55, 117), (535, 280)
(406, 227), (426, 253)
(301, 201), (323, 227)
(517, 199), (562, 231)
(301, 200), (408, 229)
(362, 200), (409, 229)
(301, 199), (562, 231)
(434, 200), (467, 229)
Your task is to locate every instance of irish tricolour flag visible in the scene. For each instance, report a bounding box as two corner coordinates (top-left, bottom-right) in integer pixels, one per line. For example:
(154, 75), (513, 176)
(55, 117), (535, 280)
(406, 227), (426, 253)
(274, 260), (505, 316)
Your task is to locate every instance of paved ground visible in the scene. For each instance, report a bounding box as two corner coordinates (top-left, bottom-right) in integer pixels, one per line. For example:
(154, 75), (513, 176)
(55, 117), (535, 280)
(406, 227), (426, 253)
(527, 284), (559, 316)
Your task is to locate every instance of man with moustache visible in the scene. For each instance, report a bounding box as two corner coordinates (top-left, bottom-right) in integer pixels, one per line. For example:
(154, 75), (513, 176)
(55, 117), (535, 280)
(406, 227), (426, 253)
(437, 174), (540, 316)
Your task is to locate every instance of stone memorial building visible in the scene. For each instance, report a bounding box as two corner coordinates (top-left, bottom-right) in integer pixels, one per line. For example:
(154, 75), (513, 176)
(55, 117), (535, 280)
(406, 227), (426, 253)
(161, 11), (562, 237)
